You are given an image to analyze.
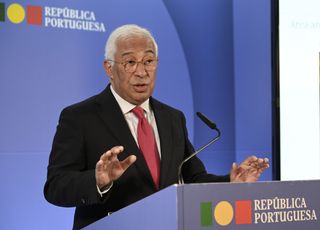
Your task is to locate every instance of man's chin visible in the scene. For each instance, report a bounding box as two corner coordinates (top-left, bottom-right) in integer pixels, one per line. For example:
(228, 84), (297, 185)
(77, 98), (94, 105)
(132, 93), (150, 105)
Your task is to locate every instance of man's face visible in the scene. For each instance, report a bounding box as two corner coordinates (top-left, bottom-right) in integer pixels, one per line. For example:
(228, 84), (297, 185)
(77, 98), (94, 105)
(104, 36), (157, 105)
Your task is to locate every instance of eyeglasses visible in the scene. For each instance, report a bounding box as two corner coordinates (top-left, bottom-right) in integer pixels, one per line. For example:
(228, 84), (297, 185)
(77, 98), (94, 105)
(108, 57), (158, 73)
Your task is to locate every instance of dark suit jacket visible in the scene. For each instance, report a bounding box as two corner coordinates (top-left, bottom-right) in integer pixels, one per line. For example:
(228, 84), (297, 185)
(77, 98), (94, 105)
(44, 85), (229, 229)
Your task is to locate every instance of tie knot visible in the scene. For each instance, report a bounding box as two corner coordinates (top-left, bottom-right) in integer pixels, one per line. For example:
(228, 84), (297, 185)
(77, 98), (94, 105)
(132, 106), (145, 120)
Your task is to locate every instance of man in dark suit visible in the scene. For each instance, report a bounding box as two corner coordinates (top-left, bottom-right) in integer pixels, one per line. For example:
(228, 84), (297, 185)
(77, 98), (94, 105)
(44, 24), (269, 229)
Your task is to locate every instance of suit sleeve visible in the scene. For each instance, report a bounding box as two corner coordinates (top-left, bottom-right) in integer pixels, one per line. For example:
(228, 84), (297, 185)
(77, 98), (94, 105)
(44, 107), (107, 207)
(179, 112), (230, 183)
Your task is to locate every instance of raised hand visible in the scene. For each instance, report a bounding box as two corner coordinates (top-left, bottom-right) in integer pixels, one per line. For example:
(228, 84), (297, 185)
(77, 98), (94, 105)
(230, 156), (269, 182)
(95, 146), (136, 189)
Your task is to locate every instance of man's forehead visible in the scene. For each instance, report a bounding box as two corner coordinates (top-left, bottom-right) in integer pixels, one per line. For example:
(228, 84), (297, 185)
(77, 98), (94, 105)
(121, 50), (155, 57)
(116, 36), (155, 56)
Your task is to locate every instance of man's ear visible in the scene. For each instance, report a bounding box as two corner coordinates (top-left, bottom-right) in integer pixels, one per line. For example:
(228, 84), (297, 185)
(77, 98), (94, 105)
(103, 60), (113, 80)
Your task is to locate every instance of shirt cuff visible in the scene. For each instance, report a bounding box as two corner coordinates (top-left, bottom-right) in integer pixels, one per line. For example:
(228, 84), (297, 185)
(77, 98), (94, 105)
(96, 182), (113, 197)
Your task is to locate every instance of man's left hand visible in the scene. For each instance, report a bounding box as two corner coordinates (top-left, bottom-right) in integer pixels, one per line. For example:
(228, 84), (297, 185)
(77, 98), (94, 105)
(230, 156), (269, 182)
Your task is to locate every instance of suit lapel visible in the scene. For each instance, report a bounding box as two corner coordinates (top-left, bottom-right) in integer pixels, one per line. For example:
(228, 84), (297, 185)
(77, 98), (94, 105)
(151, 98), (174, 188)
(94, 85), (155, 186)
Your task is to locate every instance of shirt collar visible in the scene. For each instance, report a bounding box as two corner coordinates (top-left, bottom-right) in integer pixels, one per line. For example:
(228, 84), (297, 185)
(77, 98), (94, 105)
(110, 85), (151, 115)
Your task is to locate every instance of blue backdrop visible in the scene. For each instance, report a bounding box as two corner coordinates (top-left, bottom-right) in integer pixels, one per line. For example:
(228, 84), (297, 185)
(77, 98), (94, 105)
(0, 0), (272, 229)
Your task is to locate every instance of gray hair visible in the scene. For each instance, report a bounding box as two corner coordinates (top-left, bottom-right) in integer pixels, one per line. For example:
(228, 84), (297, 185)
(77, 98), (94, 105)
(104, 24), (158, 61)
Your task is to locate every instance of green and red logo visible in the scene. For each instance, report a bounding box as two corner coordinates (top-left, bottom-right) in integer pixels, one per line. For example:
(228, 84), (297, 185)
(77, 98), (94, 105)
(201, 200), (252, 227)
(0, 2), (42, 25)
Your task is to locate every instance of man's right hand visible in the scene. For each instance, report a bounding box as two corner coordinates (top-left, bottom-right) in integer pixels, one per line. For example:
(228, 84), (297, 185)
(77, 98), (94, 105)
(95, 146), (136, 189)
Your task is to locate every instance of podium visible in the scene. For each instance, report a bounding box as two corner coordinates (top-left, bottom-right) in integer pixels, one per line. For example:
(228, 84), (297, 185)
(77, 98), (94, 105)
(84, 180), (320, 230)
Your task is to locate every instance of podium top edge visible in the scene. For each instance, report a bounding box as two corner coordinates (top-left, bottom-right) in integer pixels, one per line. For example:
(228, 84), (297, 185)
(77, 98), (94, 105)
(173, 179), (320, 187)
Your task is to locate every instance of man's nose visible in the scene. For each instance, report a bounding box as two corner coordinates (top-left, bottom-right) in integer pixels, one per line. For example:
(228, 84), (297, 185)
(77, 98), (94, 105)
(134, 62), (147, 76)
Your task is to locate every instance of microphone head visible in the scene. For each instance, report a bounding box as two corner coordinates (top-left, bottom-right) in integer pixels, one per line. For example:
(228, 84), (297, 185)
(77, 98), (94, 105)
(196, 112), (217, 130)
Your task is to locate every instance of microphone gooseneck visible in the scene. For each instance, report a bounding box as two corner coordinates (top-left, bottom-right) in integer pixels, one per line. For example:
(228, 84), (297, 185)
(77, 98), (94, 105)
(177, 112), (221, 184)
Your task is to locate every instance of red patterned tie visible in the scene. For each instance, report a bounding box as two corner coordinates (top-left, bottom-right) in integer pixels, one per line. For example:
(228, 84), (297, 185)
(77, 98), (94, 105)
(132, 106), (160, 189)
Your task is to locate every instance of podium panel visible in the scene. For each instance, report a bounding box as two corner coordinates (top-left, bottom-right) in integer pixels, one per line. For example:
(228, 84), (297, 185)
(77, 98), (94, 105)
(84, 185), (182, 230)
(85, 180), (320, 230)
(183, 180), (320, 230)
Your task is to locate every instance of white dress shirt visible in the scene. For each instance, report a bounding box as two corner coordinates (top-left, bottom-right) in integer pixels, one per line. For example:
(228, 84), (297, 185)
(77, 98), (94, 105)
(110, 85), (161, 157)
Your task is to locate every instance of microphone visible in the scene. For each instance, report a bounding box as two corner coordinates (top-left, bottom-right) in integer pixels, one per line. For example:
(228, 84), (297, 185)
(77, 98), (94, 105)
(196, 112), (217, 130)
(177, 112), (221, 184)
